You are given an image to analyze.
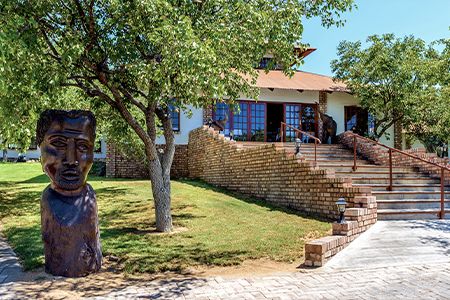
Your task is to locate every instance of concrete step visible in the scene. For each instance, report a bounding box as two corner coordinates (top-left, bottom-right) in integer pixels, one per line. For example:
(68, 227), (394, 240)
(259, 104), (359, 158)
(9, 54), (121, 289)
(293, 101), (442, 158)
(303, 158), (365, 163)
(285, 149), (352, 155)
(373, 191), (450, 200)
(336, 171), (428, 178)
(377, 199), (450, 210)
(351, 177), (441, 185)
(310, 159), (369, 165)
(377, 209), (450, 220)
(284, 146), (349, 150)
(354, 184), (450, 192)
(323, 165), (417, 172)
(281, 143), (346, 148)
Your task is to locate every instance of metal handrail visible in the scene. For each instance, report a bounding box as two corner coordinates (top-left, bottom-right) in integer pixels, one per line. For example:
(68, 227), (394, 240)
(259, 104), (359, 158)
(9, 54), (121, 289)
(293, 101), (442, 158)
(280, 122), (321, 165)
(346, 131), (449, 219)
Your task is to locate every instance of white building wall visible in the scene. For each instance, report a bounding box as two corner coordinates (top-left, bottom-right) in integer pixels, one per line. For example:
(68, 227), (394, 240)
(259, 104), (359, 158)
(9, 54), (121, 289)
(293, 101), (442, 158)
(254, 89), (319, 104)
(327, 92), (358, 135)
(327, 92), (394, 148)
(155, 106), (204, 145)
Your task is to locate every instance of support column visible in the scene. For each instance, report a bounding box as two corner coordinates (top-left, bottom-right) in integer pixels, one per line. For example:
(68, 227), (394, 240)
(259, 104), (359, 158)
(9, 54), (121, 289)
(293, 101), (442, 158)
(318, 91), (328, 142)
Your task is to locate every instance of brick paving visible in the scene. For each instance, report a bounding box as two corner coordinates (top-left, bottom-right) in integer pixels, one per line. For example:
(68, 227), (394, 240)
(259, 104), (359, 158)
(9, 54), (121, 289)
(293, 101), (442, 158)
(85, 262), (450, 299)
(1, 220), (449, 299)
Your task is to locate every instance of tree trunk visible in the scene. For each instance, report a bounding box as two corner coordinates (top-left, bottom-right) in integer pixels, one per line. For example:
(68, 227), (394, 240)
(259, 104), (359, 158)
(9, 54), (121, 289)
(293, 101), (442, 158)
(391, 107), (404, 150)
(2, 149), (7, 162)
(148, 158), (173, 232)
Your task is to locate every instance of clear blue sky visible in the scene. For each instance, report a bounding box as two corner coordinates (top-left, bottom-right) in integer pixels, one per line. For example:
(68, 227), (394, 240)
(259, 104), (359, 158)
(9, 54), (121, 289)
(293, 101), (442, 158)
(300, 0), (450, 76)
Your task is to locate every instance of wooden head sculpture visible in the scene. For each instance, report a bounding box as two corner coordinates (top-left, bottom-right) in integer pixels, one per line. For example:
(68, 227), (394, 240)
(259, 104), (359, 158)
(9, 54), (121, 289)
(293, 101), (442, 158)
(36, 110), (101, 277)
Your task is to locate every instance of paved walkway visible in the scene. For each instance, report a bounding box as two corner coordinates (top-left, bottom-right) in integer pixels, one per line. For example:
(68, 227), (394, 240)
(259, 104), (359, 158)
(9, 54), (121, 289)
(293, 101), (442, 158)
(0, 232), (23, 284)
(1, 220), (449, 299)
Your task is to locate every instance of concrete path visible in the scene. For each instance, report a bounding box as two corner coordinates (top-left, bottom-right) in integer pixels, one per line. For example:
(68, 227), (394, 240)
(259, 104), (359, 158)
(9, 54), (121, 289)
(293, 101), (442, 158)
(1, 220), (449, 299)
(0, 233), (23, 284)
(326, 220), (450, 270)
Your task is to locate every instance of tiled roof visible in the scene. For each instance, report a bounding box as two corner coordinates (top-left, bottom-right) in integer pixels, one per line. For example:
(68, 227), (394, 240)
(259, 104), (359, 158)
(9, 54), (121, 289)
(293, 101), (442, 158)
(254, 70), (349, 92)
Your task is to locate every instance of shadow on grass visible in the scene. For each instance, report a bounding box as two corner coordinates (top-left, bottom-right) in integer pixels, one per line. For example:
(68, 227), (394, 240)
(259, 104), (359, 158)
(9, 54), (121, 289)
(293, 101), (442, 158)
(95, 186), (129, 198)
(178, 179), (331, 223)
(20, 174), (50, 184)
(0, 188), (41, 219)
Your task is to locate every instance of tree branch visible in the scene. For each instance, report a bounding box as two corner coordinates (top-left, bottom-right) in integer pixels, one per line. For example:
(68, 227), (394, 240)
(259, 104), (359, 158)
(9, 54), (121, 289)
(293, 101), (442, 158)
(146, 102), (157, 142)
(118, 85), (147, 113)
(72, 0), (88, 33)
(37, 23), (61, 62)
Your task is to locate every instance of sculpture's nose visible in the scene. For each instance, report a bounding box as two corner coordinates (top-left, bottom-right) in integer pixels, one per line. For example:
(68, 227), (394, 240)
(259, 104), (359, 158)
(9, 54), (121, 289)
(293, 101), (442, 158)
(63, 139), (79, 167)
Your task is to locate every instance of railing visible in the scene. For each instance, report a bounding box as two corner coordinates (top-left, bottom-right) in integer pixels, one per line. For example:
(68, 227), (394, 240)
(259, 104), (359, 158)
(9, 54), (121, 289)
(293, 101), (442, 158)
(280, 122), (322, 165)
(347, 132), (450, 219)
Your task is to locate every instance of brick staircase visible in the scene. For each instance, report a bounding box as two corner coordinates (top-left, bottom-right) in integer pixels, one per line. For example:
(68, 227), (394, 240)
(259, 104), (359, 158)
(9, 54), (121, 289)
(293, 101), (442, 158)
(239, 142), (450, 220)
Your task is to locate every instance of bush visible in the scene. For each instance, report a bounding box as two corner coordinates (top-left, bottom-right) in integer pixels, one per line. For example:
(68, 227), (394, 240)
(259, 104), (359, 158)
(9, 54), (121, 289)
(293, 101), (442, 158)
(89, 161), (106, 177)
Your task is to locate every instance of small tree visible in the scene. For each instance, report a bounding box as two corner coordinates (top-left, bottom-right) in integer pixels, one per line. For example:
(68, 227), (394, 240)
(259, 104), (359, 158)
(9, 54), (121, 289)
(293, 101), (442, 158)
(404, 38), (450, 152)
(332, 34), (450, 150)
(1, 0), (354, 232)
(331, 34), (439, 143)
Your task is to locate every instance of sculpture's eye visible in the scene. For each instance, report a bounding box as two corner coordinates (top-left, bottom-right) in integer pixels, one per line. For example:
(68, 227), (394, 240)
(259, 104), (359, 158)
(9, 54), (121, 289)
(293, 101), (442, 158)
(50, 138), (67, 148)
(77, 142), (89, 152)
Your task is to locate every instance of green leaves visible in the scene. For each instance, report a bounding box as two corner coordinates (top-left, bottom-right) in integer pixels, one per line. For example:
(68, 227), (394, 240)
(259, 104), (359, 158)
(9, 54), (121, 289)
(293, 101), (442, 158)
(0, 0), (355, 152)
(332, 34), (450, 145)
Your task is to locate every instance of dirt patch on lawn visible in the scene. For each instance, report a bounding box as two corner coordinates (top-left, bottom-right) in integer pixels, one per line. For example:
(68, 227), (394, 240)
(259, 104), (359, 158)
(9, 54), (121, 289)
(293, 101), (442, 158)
(188, 258), (304, 278)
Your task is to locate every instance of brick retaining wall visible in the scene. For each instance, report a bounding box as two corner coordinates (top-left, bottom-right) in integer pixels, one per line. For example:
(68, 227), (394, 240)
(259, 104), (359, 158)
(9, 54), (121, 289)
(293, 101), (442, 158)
(188, 126), (377, 266)
(106, 144), (189, 179)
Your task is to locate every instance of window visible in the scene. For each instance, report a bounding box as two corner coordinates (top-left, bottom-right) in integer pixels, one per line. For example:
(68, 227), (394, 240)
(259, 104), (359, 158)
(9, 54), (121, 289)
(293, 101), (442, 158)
(213, 101), (266, 141)
(250, 103), (265, 141)
(257, 57), (272, 69)
(285, 104), (301, 142)
(233, 103), (248, 141)
(284, 104), (318, 142)
(94, 140), (102, 153)
(168, 104), (180, 132)
(301, 105), (316, 133)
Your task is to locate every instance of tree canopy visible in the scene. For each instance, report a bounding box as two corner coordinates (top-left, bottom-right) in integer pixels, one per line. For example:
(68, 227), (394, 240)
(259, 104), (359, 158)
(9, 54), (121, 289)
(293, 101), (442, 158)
(331, 34), (450, 149)
(0, 0), (355, 231)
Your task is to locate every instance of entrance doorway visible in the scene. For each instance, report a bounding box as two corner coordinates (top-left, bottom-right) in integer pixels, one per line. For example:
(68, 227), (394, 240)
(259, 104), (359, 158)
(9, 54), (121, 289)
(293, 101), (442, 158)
(345, 106), (369, 136)
(266, 103), (284, 142)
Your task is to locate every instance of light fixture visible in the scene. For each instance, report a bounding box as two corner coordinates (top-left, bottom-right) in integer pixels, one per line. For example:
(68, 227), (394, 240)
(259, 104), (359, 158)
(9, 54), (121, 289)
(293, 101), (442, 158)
(336, 197), (347, 224)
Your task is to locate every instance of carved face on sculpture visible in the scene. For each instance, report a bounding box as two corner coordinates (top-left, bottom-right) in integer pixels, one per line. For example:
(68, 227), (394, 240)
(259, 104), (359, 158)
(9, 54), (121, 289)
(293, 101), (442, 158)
(37, 110), (96, 196)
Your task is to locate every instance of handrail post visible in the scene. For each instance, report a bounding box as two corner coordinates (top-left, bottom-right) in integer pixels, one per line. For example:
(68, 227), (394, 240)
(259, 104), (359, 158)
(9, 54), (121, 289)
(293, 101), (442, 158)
(388, 149), (393, 191)
(280, 123), (284, 143)
(440, 168), (445, 219)
(352, 135), (357, 171)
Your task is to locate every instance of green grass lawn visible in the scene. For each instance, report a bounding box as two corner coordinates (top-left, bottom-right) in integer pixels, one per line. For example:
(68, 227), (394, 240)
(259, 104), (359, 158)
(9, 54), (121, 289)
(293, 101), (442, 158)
(0, 162), (330, 274)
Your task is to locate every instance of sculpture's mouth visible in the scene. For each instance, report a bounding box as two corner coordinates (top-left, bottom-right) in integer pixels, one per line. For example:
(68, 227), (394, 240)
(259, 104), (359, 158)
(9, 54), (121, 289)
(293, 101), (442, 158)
(60, 169), (80, 181)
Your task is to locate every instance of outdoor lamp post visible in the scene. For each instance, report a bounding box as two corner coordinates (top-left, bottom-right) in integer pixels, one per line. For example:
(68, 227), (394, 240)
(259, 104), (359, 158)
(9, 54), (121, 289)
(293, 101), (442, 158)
(295, 138), (302, 155)
(336, 197), (347, 224)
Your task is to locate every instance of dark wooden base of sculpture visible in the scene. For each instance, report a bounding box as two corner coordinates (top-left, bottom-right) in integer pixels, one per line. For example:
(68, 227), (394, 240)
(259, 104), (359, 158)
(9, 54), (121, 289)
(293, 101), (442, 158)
(41, 184), (102, 277)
